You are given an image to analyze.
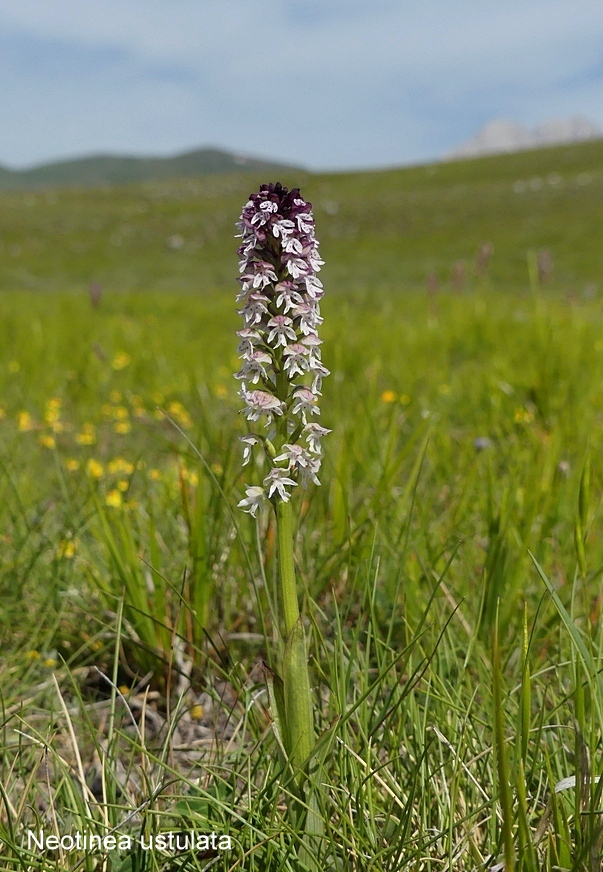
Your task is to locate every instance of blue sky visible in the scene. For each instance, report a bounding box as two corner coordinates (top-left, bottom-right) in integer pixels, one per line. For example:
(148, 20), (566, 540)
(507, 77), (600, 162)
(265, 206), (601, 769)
(1, 0), (602, 171)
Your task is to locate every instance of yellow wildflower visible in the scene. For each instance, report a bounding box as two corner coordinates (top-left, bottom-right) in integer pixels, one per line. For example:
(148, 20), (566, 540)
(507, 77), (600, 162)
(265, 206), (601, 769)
(57, 539), (76, 559)
(0, 407), (5, 420)
(17, 410), (35, 432)
(86, 458), (104, 479)
(108, 457), (134, 475)
(39, 434), (56, 449)
(190, 704), (204, 720)
(44, 410), (59, 425)
(44, 398), (62, 425)
(380, 390), (397, 403)
(182, 468), (199, 487)
(26, 649), (41, 660)
(117, 479), (129, 492)
(109, 390), (122, 403)
(105, 489), (122, 508)
(167, 401), (192, 428)
(65, 458), (80, 472)
(111, 351), (131, 371)
(114, 421), (131, 434)
(43, 658), (57, 669)
(148, 468), (163, 481)
(75, 423), (96, 445)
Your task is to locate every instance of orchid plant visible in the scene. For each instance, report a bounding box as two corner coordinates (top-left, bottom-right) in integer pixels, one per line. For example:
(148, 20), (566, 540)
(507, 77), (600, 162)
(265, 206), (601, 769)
(235, 182), (328, 856)
(236, 182), (330, 518)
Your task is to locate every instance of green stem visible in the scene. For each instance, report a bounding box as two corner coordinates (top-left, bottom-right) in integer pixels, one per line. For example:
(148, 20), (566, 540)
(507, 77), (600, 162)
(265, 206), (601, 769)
(275, 497), (316, 768)
(276, 498), (300, 637)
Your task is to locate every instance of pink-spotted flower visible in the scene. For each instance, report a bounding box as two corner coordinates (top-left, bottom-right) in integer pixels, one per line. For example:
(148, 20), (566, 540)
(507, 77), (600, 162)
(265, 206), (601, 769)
(235, 182), (331, 512)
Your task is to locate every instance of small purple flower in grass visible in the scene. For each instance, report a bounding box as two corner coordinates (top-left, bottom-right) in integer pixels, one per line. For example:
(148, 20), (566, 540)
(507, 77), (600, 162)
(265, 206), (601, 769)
(473, 436), (493, 451)
(235, 182), (329, 512)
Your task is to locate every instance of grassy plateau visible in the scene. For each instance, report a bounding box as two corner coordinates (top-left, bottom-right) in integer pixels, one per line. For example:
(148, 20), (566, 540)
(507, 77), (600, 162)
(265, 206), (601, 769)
(1, 139), (603, 870)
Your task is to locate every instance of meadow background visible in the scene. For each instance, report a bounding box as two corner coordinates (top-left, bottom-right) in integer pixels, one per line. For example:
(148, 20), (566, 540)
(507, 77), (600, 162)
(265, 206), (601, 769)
(2, 139), (603, 870)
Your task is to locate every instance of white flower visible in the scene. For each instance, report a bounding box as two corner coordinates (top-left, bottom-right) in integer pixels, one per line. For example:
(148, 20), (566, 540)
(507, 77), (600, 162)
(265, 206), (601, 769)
(308, 252), (325, 272)
(266, 315), (297, 348)
(236, 327), (261, 355)
(263, 467), (297, 501)
(284, 256), (310, 279)
(238, 485), (265, 517)
(241, 389), (284, 421)
(310, 361), (330, 395)
(304, 275), (324, 299)
(282, 343), (311, 377)
(299, 455), (322, 487)
(303, 423), (331, 454)
(246, 261), (278, 289)
(240, 434), (261, 466)
(235, 349), (272, 384)
(291, 387), (320, 422)
(301, 333), (322, 366)
(292, 301), (323, 334)
(273, 443), (322, 485)
(251, 201), (278, 227)
(293, 210), (314, 233)
(238, 292), (270, 326)
(272, 218), (295, 238)
(275, 281), (303, 313)
(274, 443), (307, 468)
(283, 236), (304, 254)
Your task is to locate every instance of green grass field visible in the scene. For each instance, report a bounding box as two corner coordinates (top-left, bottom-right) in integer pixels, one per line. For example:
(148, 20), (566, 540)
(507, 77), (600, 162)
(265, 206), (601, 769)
(2, 141), (603, 870)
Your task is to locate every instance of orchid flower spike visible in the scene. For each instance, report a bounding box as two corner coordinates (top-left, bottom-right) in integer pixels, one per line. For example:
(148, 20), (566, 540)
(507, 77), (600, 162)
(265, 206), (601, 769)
(235, 182), (330, 512)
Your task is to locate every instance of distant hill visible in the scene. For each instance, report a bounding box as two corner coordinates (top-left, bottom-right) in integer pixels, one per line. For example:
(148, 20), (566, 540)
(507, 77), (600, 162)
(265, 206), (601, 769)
(447, 117), (602, 159)
(1, 136), (601, 296)
(0, 147), (302, 191)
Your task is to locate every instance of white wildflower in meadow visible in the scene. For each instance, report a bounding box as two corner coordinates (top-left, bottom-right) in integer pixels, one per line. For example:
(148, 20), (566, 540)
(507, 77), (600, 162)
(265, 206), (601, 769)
(235, 182), (331, 513)
(237, 485), (266, 517)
